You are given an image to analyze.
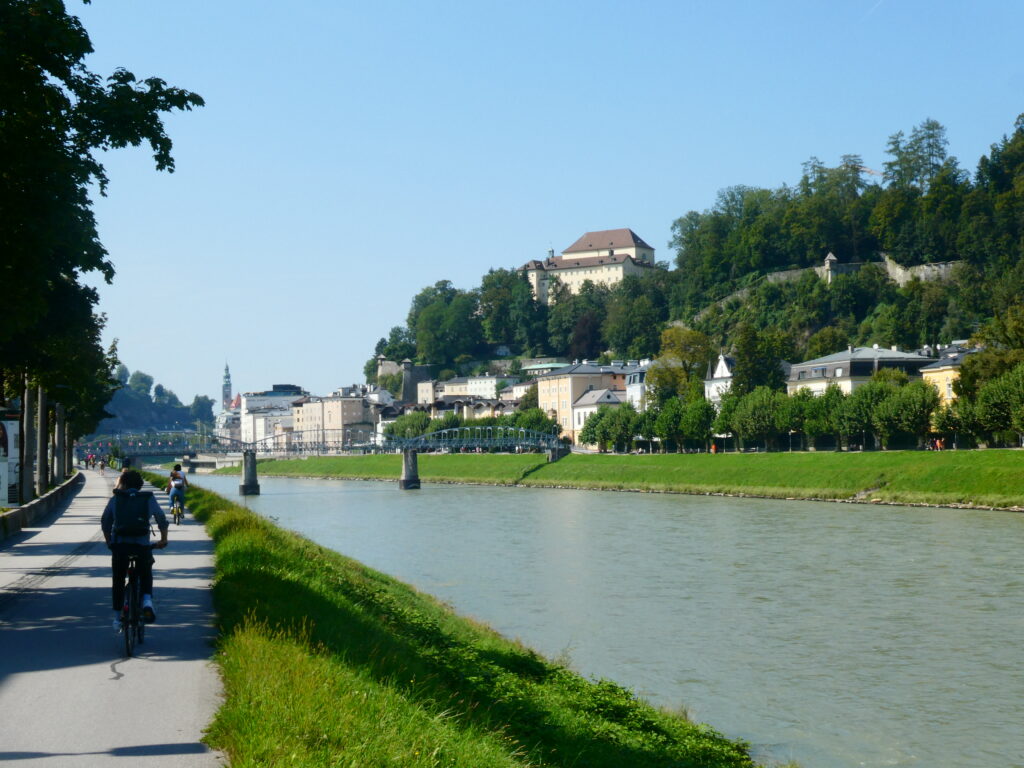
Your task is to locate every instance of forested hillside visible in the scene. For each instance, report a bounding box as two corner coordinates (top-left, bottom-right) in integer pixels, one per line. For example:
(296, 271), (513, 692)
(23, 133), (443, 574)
(94, 363), (215, 433)
(367, 115), (1024, 375)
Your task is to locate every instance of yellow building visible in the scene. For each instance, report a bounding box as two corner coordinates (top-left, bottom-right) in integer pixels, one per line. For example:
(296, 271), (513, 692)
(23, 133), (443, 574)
(920, 346), (975, 406)
(522, 229), (657, 304)
(537, 361), (635, 443)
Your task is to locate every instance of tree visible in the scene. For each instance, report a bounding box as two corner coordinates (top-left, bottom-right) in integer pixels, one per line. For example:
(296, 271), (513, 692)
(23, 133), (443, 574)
(646, 327), (713, 402)
(518, 382), (538, 410)
(730, 324), (788, 396)
(839, 381), (894, 450)
(115, 364), (130, 385)
(127, 371), (154, 398)
(579, 406), (610, 451)
(680, 397), (716, 450)
(654, 397), (685, 452)
(805, 326), (849, 359)
(731, 387), (788, 450)
(190, 395), (215, 425)
(894, 380), (940, 447)
(976, 363), (1024, 440)
(604, 403), (639, 453)
(0, 1), (203, 385)
(384, 411), (431, 438)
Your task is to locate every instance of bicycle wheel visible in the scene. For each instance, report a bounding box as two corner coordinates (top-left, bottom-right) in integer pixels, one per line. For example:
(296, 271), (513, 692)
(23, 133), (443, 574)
(124, 572), (137, 657)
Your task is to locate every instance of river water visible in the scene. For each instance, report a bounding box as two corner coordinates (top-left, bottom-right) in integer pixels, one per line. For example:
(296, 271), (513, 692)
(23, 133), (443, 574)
(194, 474), (1024, 768)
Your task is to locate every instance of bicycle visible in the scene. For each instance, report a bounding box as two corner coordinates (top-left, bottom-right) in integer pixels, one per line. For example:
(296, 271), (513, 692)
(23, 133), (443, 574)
(119, 544), (154, 657)
(171, 496), (184, 525)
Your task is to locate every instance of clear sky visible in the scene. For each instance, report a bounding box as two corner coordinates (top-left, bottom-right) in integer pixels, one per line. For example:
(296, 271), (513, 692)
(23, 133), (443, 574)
(77, 0), (1024, 407)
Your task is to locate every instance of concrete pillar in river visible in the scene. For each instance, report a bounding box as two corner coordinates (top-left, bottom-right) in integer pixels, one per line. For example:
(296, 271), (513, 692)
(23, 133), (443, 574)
(399, 448), (420, 490)
(239, 449), (260, 496)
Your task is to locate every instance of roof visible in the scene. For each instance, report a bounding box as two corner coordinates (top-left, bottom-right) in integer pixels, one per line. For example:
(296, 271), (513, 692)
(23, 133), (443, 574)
(563, 229), (653, 254)
(522, 252), (655, 272)
(792, 346), (936, 368)
(538, 361), (642, 378)
(920, 346), (977, 371)
(573, 388), (626, 407)
(705, 354), (736, 379)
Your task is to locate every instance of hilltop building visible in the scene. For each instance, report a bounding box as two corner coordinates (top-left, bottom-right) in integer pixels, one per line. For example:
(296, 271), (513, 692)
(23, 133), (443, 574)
(522, 229), (657, 304)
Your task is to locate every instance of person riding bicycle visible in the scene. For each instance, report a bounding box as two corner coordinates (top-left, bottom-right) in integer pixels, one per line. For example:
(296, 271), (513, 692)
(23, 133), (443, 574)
(101, 470), (168, 629)
(166, 464), (188, 514)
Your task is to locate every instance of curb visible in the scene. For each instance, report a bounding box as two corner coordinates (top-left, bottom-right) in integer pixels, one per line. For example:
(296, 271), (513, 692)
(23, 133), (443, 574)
(0, 472), (85, 541)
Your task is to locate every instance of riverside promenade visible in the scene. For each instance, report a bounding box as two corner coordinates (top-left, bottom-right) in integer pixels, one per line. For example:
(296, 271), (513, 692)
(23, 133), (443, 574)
(0, 468), (223, 766)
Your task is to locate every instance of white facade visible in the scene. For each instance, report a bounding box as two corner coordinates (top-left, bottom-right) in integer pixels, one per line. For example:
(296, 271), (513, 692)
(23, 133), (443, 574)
(704, 355), (735, 408)
(572, 389), (625, 433)
(466, 375), (520, 399)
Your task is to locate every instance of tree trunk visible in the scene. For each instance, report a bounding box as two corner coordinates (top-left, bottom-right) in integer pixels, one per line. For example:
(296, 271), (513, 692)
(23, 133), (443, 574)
(21, 379), (35, 503)
(36, 386), (48, 497)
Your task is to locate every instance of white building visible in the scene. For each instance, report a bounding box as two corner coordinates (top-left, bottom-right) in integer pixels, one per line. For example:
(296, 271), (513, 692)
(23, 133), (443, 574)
(239, 384), (305, 443)
(466, 375), (520, 399)
(522, 229), (657, 304)
(704, 355), (736, 408)
(572, 388), (626, 435)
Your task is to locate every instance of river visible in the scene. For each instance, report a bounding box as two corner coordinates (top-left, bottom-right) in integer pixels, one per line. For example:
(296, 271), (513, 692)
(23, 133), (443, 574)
(193, 474), (1024, 768)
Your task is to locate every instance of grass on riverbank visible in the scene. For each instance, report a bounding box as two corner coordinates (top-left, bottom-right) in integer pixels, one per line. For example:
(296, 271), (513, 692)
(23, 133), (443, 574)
(161, 475), (761, 767)
(213, 453), (548, 484)
(520, 450), (1024, 507)
(211, 449), (1024, 507)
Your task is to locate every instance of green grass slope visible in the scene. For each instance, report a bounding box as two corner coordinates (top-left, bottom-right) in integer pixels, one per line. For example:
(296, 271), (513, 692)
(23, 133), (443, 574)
(521, 450), (1024, 507)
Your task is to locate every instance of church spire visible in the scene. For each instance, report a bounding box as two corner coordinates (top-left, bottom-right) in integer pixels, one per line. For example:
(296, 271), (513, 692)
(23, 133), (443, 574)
(222, 363), (232, 411)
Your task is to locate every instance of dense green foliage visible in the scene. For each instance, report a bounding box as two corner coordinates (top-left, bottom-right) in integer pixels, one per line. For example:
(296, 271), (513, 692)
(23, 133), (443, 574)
(366, 115), (1024, 375)
(172, 478), (759, 767)
(0, 0), (202, 435)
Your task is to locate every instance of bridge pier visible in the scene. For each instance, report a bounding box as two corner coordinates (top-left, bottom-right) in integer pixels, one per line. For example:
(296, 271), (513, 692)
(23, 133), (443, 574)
(399, 449), (420, 490)
(547, 444), (569, 462)
(239, 449), (260, 495)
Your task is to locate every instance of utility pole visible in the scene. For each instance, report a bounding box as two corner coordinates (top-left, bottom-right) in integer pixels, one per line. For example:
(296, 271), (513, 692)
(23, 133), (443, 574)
(36, 386), (48, 497)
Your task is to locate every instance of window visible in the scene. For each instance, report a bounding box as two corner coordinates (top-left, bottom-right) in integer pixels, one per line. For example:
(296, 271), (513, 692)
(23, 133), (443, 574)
(835, 367), (843, 377)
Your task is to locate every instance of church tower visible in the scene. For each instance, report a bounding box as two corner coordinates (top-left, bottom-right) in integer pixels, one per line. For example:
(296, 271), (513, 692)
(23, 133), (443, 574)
(222, 364), (232, 411)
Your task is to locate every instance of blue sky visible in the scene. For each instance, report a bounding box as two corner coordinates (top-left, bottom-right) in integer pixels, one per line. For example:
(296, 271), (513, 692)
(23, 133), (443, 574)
(77, 0), (1024, 406)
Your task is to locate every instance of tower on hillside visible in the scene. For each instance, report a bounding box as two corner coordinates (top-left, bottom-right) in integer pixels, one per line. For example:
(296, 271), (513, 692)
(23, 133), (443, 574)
(222, 364), (232, 411)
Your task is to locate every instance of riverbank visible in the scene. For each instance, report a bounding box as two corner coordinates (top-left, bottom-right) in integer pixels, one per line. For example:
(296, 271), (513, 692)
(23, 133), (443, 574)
(211, 449), (1024, 508)
(165, 475), (767, 767)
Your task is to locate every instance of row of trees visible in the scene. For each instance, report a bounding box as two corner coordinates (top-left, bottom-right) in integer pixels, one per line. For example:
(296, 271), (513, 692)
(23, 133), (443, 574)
(383, 408), (559, 439)
(0, 2), (202, 445)
(581, 360), (1024, 455)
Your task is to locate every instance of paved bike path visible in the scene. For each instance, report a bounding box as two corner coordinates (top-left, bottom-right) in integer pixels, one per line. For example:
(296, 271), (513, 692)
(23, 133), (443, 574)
(0, 469), (223, 766)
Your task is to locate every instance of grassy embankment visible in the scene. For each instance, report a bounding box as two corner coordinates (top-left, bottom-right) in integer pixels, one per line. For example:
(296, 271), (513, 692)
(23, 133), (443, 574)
(214, 449), (1024, 508)
(156, 473), (764, 767)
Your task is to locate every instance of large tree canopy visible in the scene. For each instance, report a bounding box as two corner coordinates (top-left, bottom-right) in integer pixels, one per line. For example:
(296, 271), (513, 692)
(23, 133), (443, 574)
(0, 0), (203, 432)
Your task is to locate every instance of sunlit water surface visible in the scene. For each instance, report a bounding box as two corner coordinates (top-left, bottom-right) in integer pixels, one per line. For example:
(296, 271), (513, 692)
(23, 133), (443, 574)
(195, 474), (1024, 768)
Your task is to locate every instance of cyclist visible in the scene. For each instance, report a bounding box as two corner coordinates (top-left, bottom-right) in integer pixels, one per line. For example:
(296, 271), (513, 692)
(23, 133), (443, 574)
(101, 470), (168, 629)
(166, 463), (189, 514)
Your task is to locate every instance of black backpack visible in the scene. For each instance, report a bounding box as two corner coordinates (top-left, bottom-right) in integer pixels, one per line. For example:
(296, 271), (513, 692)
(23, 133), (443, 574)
(112, 489), (154, 536)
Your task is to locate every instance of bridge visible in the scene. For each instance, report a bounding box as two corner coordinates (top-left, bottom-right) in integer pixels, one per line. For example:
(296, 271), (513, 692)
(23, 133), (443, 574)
(79, 426), (566, 493)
